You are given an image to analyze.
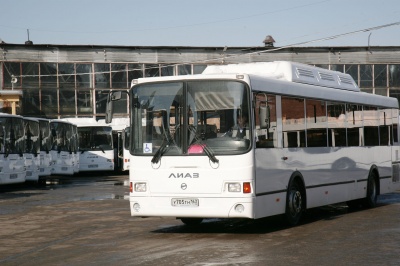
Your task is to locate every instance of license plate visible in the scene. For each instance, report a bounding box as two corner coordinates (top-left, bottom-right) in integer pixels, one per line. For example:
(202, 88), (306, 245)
(88, 164), (98, 168)
(10, 174), (17, 179)
(171, 198), (199, 207)
(26, 171), (32, 176)
(40, 168), (45, 172)
(61, 167), (68, 171)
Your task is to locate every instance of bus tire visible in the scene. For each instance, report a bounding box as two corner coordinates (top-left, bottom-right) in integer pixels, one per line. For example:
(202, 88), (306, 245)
(364, 171), (379, 208)
(285, 178), (305, 226)
(180, 218), (203, 226)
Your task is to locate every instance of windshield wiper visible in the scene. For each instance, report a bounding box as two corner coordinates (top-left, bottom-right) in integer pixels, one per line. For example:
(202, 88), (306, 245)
(151, 138), (171, 164)
(188, 126), (219, 164)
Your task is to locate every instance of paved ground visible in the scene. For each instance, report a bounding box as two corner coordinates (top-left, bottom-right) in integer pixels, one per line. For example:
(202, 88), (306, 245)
(0, 173), (399, 266)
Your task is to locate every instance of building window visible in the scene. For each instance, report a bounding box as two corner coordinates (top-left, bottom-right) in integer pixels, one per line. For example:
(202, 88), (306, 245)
(331, 64), (344, 73)
(145, 64), (160, 77)
(77, 90), (93, 115)
(193, 65), (207, 74)
(345, 65), (358, 86)
(389, 64), (400, 87)
(111, 64), (128, 89)
(95, 63), (110, 89)
(374, 64), (387, 88)
(128, 64), (143, 81)
(178, 65), (192, 75)
(41, 88), (58, 118)
(57, 63), (75, 88)
(161, 65), (175, 76)
(360, 64), (373, 88)
(76, 64), (93, 88)
(59, 89), (76, 116)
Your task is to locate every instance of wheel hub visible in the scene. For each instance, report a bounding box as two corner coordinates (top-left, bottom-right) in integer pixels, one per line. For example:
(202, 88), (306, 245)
(289, 190), (302, 215)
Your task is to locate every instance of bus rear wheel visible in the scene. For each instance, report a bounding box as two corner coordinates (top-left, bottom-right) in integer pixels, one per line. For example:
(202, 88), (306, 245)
(180, 218), (203, 226)
(364, 171), (378, 208)
(285, 179), (304, 226)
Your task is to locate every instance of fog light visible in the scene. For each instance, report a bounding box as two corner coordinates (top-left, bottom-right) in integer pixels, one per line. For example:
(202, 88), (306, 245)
(235, 204), (244, 213)
(228, 182), (241, 192)
(135, 182), (147, 192)
(132, 203), (140, 212)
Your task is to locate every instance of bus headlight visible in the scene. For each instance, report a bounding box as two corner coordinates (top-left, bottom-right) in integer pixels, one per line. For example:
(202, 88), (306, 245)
(227, 182), (241, 192)
(134, 182), (147, 192)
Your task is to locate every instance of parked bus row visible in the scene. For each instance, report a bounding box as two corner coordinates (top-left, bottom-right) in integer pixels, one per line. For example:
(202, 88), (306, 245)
(0, 115), (130, 185)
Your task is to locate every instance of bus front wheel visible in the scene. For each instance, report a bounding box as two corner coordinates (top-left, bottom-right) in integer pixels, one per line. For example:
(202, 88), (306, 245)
(285, 179), (305, 226)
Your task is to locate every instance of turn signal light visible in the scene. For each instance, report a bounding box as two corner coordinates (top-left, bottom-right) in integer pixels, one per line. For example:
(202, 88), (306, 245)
(243, 182), (251, 193)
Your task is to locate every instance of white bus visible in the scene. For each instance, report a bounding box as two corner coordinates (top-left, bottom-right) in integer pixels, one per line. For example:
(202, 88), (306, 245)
(98, 118), (130, 171)
(0, 113), (26, 184)
(63, 118), (115, 172)
(23, 117), (40, 182)
(50, 119), (77, 175)
(37, 118), (52, 177)
(107, 61), (400, 226)
(98, 117), (130, 171)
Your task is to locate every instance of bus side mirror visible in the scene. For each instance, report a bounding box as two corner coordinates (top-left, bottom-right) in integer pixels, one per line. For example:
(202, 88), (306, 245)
(105, 91), (122, 124)
(259, 105), (270, 129)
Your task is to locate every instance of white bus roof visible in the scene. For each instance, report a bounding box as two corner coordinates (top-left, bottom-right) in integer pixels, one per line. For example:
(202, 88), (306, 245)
(203, 61), (359, 92)
(131, 61), (398, 109)
(62, 118), (98, 126)
(98, 118), (129, 131)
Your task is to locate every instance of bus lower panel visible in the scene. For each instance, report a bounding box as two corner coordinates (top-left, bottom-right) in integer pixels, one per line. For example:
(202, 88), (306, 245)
(130, 196), (254, 219)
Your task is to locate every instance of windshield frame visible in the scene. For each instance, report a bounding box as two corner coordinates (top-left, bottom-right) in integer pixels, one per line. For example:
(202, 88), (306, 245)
(129, 79), (252, 158)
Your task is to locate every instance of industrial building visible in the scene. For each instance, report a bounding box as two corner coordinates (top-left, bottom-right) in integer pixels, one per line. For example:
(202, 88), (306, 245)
(1, 42), (400, 119)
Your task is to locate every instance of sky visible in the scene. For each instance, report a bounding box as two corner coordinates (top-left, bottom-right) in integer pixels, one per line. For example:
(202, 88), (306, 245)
(1, 0), (400, 48)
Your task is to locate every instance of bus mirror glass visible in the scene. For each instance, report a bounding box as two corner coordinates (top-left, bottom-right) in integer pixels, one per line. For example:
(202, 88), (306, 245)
(111, 91), (122, 101)
(259, 105), (270, 129)
(105, 93), (114, 124)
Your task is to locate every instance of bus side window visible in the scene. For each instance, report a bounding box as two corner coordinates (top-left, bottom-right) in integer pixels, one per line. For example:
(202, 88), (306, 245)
(255, 93), (277, 148)
(282, 96), (305, 148)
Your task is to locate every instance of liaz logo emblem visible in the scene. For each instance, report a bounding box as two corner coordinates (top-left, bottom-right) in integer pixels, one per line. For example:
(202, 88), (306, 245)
(168, 173), (199, 178)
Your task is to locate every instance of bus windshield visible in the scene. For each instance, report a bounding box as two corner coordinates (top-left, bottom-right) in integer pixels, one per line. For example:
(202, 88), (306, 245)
(39, 120), (52, 153)
(78, 126), (113, 151)
(131, 80), (251, 158)
(0, 117), (25, 155)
